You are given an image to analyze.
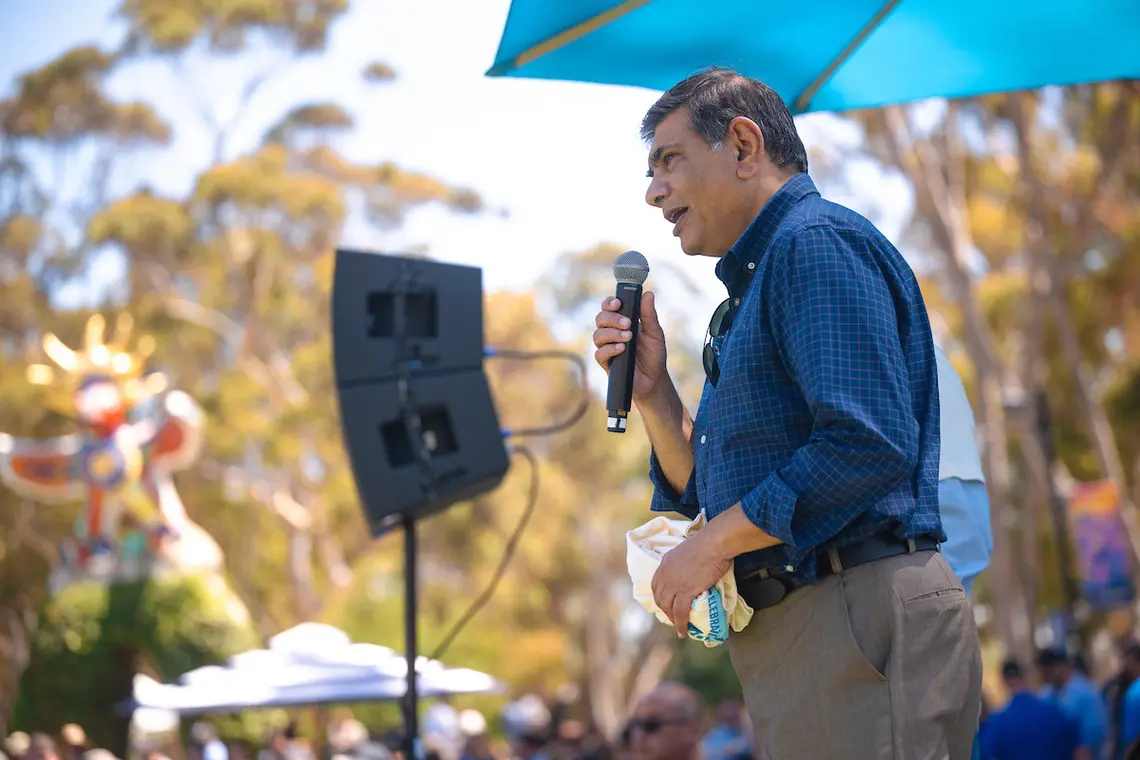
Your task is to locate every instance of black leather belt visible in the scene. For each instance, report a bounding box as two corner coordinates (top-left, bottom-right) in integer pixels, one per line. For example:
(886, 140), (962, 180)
(736, 534), (940, 611)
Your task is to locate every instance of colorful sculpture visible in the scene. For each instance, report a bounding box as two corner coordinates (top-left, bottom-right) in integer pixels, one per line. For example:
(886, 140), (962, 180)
(0, 314), (213, 578)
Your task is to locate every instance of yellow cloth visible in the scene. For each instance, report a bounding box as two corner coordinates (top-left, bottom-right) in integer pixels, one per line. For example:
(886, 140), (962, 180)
(625, 511), (754, 647)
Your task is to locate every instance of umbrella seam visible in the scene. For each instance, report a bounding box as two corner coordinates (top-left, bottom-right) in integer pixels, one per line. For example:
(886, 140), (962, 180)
(487, 0), (659, 76)
(794, 0), (905, 112)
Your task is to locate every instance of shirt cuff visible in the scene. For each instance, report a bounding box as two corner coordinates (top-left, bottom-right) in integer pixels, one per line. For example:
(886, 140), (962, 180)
(648, 451), (700, 520)
(739, 470), (800, 546)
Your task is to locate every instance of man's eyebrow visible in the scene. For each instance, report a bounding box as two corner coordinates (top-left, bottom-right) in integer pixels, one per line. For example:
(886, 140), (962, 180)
(648, 143), (681, 167)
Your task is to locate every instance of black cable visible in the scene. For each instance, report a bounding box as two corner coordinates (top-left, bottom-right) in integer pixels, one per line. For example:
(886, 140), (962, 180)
(427, 445), (540, 662)
(484, 347), (590, 438)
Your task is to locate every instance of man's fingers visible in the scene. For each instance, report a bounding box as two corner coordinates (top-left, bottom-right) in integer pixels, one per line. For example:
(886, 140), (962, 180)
(600, 297), (622, 313)
(671, 595), (692, 638)
(594, 343), (625, 369)
(640, 291), (662, 336)
(592, 327), (633, 349)
(595, 309), (632, 329)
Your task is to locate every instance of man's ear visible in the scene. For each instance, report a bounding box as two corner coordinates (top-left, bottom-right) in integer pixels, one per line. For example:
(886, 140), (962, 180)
(728, 116), (765, 179)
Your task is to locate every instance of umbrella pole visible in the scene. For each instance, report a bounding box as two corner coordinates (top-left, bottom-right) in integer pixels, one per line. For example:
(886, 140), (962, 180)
(403, 514), (420, 760)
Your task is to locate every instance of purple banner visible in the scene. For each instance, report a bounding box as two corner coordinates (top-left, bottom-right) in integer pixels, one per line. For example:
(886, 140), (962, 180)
(1069, 480), (1135, 610)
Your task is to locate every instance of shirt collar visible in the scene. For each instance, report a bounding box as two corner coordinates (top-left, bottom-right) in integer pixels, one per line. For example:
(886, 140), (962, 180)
(715, 173), (819, 296)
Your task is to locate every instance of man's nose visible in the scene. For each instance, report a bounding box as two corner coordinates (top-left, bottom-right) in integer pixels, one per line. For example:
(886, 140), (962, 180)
(630, 731), (648, 755)
(645, 177), (666, 208)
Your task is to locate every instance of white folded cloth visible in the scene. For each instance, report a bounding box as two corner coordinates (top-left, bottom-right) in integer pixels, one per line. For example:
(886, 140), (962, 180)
(626, 511), (754, 647)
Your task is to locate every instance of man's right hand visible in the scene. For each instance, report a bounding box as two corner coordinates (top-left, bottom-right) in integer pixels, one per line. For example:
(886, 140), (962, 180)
(592, 290), (667, 403)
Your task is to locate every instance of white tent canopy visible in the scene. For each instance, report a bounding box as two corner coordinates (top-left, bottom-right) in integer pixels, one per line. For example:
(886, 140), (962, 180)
(132, 623), (502, 714)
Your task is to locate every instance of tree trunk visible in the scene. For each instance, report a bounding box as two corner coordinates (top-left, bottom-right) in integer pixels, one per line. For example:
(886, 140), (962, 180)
(1004, 91), (1062, 634)
(1007, 90), (1140, 590)
(1050, 287), (1140, 573)
(581, 508), (675, 740)
(0, 595), (37, 736)
(624, 634), (675, 713)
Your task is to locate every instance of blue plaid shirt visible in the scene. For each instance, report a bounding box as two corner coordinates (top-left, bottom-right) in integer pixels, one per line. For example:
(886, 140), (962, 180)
(649, 173), (943, 581)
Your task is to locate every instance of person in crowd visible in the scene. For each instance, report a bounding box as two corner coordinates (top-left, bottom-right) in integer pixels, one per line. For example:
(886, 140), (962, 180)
(1117, 645), (1140, 756)
(1039, 648), (1109, 759)
(23, 736), (60, 760)
(981, 659), (1083, 760)
(933, 344), (993, 597)
(701, 699), (752, 760)
(4, 733), (30, 760)
(256, 731), (288, 760)
(191, 724), (227, 760)
(80, 751), (118, 760)
(628, 682), (702, 760)
(59, 726), (86, 760)
(1106, 643), (1140, 760)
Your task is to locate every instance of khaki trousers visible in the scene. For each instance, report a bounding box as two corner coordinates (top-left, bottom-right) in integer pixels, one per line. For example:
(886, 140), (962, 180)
(727, 550), (982, 760)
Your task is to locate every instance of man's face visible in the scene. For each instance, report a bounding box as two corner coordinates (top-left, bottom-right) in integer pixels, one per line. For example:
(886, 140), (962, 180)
(1040, 663), (1067, 688)
(644, 109), (745, 258)
(715, 700), (743, 729)
(629, 694), (699, 760)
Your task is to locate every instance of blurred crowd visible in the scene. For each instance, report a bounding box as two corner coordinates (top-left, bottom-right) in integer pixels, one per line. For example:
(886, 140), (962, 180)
(0, 685), (750, 760)
(17, 647), (1140, 760)
(981, 644), (1140, 760)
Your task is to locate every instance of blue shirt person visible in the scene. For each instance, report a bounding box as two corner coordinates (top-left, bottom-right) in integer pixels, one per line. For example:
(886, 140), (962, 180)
(1109, 644), (1140, 760)
(1121, 676), (1140, 754)
(934, 345), (993, 597)
(981, 659), (1082, 760)
(591, 67), (982, 759)
(646, 172), (945, 578)
(1039, 648), (1109, 759)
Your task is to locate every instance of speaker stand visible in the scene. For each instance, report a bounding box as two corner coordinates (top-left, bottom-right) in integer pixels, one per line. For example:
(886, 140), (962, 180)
(403, 513), (420, 760)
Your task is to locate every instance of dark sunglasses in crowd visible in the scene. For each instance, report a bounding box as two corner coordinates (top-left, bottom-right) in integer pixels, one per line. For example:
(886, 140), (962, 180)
(703, 297), (735, 386)
(626, 716), (693, 735)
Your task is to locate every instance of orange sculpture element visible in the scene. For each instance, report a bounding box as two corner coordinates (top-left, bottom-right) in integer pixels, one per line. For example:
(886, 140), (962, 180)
(0, 314), (205, 573)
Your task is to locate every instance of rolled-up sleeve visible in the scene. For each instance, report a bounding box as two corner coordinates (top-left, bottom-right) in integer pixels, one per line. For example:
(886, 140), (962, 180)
(649, 451), (701, 520)
(738, 225), (919, 548)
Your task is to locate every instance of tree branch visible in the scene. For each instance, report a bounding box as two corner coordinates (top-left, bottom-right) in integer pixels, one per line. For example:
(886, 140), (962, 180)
(160, 292), (307, 407)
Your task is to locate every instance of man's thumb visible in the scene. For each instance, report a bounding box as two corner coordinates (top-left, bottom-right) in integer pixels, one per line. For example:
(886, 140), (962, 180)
(641, 291), (663, 335)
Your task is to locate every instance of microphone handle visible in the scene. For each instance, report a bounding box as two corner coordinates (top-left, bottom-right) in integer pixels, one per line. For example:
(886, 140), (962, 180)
(606, 282), (642, 433)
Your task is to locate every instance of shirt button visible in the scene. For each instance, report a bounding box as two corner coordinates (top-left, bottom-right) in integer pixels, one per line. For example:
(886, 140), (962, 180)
(733, 298), (740, 306)
(700, 435), (707, 444)
(747, 262), (756, 271)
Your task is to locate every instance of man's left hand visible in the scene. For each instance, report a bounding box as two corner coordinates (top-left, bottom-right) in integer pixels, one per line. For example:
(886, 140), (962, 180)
(651, 528), (733, 638)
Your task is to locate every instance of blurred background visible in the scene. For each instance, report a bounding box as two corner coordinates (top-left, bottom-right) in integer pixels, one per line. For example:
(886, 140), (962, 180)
(0, 0), (1137, 759)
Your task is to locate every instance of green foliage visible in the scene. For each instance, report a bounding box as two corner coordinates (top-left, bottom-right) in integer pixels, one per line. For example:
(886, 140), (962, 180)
(13, 575), (259, 746)
(119, 0), (350, 54)
(363, 61), (397, 83)
(0, 46), (169, 144)
(666, 644), (742, 705)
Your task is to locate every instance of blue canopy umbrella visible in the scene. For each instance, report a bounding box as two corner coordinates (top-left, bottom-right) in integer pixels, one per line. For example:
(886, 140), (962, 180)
(486, 0), (1140, 113)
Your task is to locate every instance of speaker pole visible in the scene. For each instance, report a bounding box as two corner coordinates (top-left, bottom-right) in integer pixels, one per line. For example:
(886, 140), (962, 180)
(403, 513), (419, 760)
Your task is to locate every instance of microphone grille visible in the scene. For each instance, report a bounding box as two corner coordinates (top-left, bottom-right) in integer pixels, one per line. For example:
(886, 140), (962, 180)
(613, 251), (650, 284)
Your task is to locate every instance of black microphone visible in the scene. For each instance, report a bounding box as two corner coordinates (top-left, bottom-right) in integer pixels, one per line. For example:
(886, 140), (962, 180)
(606, 251), (650, 433)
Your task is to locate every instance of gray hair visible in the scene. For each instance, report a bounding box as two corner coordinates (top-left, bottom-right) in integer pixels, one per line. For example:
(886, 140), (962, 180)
(641, 67), (809, 175)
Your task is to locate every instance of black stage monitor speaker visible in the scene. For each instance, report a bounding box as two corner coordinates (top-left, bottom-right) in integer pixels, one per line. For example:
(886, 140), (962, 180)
(332, 249), (510, 535)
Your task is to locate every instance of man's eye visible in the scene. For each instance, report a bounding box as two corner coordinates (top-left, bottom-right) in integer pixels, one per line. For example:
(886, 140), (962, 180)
(663, 153), (676, 167)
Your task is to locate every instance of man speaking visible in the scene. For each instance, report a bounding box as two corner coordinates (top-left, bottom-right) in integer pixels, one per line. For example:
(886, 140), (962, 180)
(592, 68), (982, 759)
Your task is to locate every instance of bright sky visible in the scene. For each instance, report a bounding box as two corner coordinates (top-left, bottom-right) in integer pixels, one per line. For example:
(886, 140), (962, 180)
(0, 0), (913, 342)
